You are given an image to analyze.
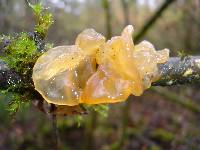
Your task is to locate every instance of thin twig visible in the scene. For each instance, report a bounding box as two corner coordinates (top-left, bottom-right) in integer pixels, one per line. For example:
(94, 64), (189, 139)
(102, 0), (112, 39)
(50, 104), (59, 150)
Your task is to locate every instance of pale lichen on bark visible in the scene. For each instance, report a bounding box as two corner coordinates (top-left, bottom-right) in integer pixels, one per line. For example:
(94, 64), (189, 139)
(153, 56), (200, 86)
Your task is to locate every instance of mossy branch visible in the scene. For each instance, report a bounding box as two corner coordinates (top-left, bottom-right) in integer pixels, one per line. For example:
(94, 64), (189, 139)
(0, 2), (53, 115)
(1, 56), (200, 95)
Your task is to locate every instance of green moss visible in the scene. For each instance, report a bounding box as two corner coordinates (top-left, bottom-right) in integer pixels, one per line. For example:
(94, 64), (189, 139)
(35, 13), (53, 37)
(7, 94), (23, 115)
(29, 2), (54, 38)
(0, 32), (38, 73)
(29, 2), (44, 17)
(0, 2), (54, 74)
(0, 33), (40, 106)
(0, 2), (53, 116)
(0, 90), (30, 116)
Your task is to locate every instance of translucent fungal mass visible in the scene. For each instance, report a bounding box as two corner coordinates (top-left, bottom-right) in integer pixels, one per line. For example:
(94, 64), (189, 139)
(32, 25), (169, 106)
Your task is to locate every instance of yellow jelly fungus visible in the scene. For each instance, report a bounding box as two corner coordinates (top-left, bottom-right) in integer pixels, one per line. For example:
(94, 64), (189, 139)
(32, 25), (169, 106)
(80, 65), (134, 104)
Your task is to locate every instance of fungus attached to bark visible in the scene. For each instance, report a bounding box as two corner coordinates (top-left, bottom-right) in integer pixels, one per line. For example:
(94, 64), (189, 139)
(32, 25), (169, 106)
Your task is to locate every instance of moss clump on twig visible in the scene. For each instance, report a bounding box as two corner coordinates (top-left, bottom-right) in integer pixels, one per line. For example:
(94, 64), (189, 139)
(29, 2), (54, 38)
(0, 2), (53, 115)
(0, 33), (38, 73)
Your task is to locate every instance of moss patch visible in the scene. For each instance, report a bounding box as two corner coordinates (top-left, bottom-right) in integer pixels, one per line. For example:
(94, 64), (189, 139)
(0, 2), (53, 115)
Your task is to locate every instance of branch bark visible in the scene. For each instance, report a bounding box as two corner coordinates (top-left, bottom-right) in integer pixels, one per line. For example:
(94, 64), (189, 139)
(153, 56), (200, 86)
(1, 56), (200, 90)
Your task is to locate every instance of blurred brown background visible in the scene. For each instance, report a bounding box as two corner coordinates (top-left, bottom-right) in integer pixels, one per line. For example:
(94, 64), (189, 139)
(0, 0), (200, 150)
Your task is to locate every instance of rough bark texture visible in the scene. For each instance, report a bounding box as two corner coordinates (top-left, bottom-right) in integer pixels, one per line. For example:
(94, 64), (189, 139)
(153, 56), (200, 86)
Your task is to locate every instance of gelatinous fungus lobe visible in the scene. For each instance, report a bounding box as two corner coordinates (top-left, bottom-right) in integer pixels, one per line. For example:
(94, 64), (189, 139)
(133, 40), (169, 90)
(32, 29), (105, 106)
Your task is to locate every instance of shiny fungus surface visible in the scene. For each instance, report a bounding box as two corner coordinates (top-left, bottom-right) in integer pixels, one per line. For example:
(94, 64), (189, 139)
(32, 25), (169, 105)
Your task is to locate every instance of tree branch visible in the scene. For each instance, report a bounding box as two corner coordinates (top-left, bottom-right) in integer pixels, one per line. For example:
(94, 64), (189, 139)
(1, 56), (200, 90)
(134, 0), (176, 42)
(153, 56), (200, 86)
